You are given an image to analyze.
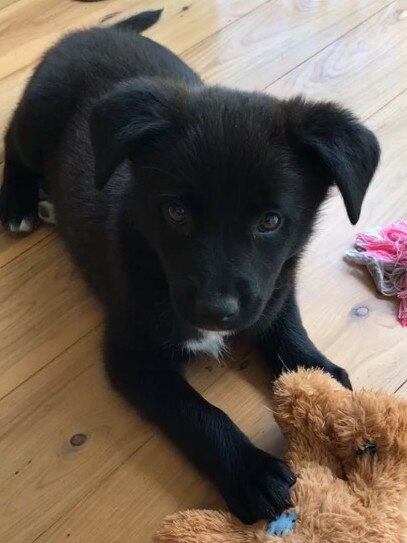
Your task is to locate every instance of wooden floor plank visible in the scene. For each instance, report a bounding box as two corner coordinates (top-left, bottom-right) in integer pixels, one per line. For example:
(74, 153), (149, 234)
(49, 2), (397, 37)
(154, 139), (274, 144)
(183, 0), (393, 89)
(0, 236), (101, 399)
(396, 381), (407, 397)
(0, 331), (229, 543)
(0, 227), (51, 269)
(268, 2), (407, 119)
(0, 0), (266, 79)
(0, 330), (150, 543)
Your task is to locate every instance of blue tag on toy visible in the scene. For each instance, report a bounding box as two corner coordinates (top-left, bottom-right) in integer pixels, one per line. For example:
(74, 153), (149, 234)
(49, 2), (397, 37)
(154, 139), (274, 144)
(266, 511), (298, 537)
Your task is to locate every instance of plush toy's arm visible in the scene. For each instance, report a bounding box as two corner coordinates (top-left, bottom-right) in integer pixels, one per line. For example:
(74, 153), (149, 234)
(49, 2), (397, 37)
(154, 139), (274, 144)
(153, 509), (297, 543)
(332, 391), (407, 504)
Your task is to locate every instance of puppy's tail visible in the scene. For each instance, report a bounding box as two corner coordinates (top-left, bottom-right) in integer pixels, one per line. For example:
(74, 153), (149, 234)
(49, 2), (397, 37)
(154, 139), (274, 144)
(115, 10), (163, 33)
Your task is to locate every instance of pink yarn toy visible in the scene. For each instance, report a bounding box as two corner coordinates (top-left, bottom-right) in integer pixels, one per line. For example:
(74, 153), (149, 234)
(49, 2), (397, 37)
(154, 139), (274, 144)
(346, 220), (407, 327)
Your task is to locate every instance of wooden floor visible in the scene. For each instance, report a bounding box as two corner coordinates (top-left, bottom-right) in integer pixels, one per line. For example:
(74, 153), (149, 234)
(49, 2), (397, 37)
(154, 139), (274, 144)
(1, 1), (407, 541)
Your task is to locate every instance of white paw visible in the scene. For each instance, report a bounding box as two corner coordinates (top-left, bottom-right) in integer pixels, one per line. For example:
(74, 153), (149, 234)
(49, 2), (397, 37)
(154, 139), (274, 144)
(8, 217), (36, 233)
(38, 200), (56, 225)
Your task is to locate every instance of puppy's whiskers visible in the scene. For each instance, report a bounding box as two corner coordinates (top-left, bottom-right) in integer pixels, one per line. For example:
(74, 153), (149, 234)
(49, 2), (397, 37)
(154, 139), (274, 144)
(278, 353), (290, 373)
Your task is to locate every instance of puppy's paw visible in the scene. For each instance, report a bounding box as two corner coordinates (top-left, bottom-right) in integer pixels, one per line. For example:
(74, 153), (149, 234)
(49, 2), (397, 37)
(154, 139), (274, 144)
(326, 363), (352, 390)
(5, 215), (38, 234)
(38, 200), (56, 225)
(223, 447), (295, 525)
(0, 183), (39, 235)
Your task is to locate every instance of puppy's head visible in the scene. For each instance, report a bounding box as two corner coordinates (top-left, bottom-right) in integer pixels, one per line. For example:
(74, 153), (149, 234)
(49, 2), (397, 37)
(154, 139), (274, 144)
(91, 78), (380, 332)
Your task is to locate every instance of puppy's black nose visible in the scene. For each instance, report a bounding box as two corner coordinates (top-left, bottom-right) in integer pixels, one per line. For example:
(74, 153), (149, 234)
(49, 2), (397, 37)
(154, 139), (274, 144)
(195, 296), (239, 325)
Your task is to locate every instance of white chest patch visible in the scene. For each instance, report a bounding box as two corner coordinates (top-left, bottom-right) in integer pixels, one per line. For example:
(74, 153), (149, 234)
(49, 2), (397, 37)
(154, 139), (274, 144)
(184, 331), (230, 359)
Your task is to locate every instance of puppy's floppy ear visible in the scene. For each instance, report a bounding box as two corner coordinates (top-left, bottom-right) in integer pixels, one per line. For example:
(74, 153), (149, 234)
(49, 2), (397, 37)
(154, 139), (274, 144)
(90, 79), (176, 189)
(287, 98), (380, 224)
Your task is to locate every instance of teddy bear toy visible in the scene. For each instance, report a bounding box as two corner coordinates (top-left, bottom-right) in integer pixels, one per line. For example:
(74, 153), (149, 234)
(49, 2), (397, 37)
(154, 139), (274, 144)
(153, 368), (407, 543)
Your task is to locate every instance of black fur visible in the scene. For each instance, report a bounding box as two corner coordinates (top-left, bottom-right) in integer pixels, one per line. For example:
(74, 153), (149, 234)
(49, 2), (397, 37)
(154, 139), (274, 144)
(0, 11), (380, 524)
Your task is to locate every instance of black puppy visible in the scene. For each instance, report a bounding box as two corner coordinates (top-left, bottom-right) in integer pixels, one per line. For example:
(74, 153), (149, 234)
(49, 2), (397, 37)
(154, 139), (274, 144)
(0, 11), (380, 524)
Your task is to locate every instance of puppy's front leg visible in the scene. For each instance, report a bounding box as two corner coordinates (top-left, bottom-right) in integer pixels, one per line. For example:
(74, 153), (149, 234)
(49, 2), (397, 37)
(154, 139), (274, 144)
(105, 336), (295, 525)
(257, 290), (352, 389)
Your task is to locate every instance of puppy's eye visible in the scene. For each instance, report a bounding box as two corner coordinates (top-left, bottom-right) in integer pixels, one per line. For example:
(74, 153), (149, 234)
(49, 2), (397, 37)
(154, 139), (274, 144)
(166, 203), (188, 225)
(257, 212), (282, 233)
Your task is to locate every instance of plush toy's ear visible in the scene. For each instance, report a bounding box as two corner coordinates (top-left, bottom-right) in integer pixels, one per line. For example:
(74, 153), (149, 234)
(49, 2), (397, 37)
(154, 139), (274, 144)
(288, 98), (380, 224)
(90, 79), (176, 189)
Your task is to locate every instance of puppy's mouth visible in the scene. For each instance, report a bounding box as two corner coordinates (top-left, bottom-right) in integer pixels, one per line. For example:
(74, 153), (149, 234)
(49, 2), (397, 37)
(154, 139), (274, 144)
(179, 304), (265, 334)
(197, 327), (233, 336)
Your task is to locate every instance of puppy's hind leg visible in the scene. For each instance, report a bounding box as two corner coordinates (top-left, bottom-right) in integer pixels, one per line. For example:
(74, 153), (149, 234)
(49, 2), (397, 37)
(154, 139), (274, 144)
(38, 195), (56, 225)
(0, 138), (40, 234)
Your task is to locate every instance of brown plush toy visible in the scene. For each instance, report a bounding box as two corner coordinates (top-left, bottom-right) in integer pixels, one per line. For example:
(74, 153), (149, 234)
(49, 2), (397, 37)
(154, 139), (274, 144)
(153, 369), (407, 543)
